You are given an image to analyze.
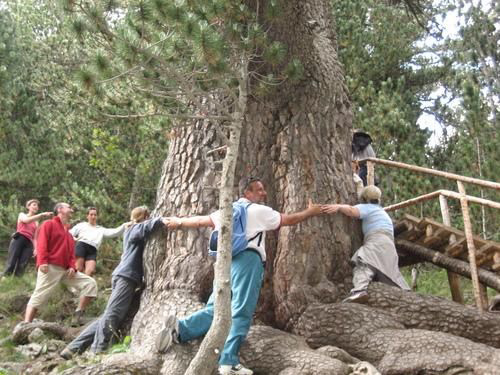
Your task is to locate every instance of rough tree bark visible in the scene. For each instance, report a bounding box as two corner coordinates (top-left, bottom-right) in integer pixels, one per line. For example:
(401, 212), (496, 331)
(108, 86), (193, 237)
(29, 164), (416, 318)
(62, 0), (500, 374)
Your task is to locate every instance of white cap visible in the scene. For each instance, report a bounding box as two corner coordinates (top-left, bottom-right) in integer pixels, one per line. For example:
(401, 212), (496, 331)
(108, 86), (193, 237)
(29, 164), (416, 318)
(361, 185), (381, 201)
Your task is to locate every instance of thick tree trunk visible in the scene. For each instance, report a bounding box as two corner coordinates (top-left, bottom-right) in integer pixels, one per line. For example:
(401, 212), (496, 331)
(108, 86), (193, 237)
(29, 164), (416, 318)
(236, 0), (356, 330)
(108, 1), (500, 374)
(131, 0), (356, 360)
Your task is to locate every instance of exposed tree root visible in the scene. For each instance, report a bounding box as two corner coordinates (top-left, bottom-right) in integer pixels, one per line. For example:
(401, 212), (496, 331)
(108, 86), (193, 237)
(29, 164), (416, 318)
(60, 353), (161, 375)
(361, 283), (500, 347)
(12, 321), (76, 344)
(55, 284), (500, 374)
(294, 288), (500, 374)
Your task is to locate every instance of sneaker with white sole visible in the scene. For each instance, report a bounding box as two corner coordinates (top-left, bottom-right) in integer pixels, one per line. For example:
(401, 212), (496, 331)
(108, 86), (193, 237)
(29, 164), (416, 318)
(155, 315), (179, 353)
(218, 364), (253, 375)
(342, 290), (369, 303)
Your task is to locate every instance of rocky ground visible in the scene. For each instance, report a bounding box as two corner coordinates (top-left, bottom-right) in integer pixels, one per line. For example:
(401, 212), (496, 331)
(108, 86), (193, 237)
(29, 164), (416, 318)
(0, 255), (120, 375)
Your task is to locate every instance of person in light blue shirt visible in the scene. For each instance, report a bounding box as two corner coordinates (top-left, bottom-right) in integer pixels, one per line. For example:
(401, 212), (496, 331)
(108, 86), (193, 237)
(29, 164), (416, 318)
(322, 185), (409, 303)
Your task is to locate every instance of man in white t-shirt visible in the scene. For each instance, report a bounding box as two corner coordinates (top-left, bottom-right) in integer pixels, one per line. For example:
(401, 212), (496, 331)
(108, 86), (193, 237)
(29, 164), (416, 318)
(155, 177), (322, 375)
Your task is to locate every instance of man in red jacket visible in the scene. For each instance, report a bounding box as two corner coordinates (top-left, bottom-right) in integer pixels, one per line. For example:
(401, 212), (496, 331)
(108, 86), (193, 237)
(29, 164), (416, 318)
(24, 202), (97, 324)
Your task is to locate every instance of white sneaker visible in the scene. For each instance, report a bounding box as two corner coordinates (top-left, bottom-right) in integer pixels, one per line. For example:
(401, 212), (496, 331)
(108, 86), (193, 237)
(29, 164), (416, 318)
(342, 290), (369, 303)
(155, 315), (179, 353)
(218, 364), (253, 375)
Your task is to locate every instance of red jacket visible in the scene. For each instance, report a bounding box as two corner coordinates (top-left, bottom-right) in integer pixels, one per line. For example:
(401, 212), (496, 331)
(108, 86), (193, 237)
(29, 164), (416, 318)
(36, 216), (76, 270)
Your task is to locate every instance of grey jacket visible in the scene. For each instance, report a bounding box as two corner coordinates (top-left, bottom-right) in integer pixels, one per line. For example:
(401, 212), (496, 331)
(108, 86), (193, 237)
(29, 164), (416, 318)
(112, 217), (164, 284)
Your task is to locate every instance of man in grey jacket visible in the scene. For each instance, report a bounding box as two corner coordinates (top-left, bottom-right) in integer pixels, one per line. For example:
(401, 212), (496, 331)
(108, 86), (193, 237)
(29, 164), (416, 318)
(60, 206), (168, 358)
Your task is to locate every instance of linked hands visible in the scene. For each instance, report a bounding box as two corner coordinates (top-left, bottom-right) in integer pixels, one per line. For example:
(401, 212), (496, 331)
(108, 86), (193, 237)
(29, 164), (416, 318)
(321, 204), (340, 214)
(307, 199), (323, 217)
(163, 217), (182, 230)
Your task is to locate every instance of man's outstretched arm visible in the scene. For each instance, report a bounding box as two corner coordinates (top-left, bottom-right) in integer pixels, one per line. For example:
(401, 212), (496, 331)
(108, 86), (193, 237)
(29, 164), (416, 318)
(281, 200), (322, 227)
(167, 216), (213, 230)
(322, 204), (360, 218)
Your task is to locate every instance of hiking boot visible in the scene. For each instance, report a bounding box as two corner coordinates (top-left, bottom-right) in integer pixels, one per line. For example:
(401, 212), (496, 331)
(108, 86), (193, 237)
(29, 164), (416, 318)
(342, 290), (369, 304)
(70, 310), (84, 327)
(218, 364), (253, 375)
(60, 347), (76, 360)
(155, 315), (179, 353)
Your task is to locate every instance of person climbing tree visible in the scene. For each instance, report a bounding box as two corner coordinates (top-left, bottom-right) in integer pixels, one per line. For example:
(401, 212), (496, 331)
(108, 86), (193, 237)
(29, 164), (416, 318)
(322, 186), (410, 303)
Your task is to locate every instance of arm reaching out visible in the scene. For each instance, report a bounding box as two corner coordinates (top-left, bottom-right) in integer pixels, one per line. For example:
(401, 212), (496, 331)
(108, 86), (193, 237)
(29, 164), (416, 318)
(19, 212), (53, 224)
(281, 199), (322, 227)
(321, 204), (360, 218)
(166, 216), (213, 230)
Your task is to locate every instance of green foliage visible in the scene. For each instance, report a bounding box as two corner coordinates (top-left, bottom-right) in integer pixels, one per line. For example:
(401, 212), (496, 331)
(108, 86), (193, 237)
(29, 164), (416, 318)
(402, 265), (497, 305)
(333, 0), (441, 219)
(0, 337), (28, 363)
(109, 335), (132, 353)
(0, 0), (170, 238)
(333, 0), (497, 240)
(424, 1), (499, 239)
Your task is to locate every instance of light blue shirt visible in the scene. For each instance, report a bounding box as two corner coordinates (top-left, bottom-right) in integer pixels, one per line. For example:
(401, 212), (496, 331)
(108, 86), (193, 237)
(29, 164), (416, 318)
(355, 203), (393, 236)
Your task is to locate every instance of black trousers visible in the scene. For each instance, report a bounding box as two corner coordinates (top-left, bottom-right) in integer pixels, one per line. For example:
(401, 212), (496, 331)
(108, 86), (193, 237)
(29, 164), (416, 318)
(4, 235), (33, 276)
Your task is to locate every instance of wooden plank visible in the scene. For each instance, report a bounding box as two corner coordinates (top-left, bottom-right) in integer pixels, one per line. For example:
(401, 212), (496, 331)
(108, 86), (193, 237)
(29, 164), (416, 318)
(396, 239), (500, 291)
(401, 228), (425, 242)
(493, 252), (500, 272)
(477, 243), (500, 257)
(476, 244), (496, 267)
(446, 237), (467, 256)
(440, 194), (463, 304)
(457, 181), (485, 310)
(367, 161), (375, 186)
(417, 217), (488, 246)
(364, 157), (500, 190)
(422, 228), (450, 249)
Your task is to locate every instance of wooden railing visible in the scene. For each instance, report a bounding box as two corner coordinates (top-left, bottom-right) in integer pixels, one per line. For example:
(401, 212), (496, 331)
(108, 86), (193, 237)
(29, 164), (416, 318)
(363, 157), (500, 311)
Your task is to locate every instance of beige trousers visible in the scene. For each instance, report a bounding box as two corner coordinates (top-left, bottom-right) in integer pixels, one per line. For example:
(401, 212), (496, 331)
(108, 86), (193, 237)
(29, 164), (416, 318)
(28, 264), (97, 308)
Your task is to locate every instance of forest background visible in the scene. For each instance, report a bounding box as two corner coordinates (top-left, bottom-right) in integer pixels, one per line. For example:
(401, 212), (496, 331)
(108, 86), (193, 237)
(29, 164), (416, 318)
(0, 0), (498, 291)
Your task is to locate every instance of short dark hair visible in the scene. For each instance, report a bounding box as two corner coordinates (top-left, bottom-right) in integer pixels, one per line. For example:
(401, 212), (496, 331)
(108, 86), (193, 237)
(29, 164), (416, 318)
(87, 207), (98, 214)
(239, 176), (262, 196)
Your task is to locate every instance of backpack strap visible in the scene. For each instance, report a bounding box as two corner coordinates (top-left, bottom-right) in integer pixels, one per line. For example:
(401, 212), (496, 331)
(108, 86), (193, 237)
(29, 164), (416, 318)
(244, 202), (262, 246)
(248, 232), (263, 246)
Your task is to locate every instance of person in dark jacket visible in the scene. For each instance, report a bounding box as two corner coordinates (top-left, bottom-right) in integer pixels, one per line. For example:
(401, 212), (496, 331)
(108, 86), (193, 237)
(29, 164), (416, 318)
(60, 206), (168, 358)
(352, 130), (376, 186)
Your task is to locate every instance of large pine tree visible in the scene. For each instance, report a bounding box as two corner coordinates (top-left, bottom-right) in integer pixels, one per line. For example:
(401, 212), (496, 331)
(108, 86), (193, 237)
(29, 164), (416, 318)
(52, 0), (500, 373)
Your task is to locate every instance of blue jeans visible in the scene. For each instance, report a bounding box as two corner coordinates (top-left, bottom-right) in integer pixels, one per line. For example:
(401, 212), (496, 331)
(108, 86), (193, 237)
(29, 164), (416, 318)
(178, 250), (264, 365)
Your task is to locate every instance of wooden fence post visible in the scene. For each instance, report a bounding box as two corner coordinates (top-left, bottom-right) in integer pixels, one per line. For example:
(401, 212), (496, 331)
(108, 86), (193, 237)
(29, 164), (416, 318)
(457, 181), (485, 311)
(439, 194), (464, 304)
(367, 161), (375, 186)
